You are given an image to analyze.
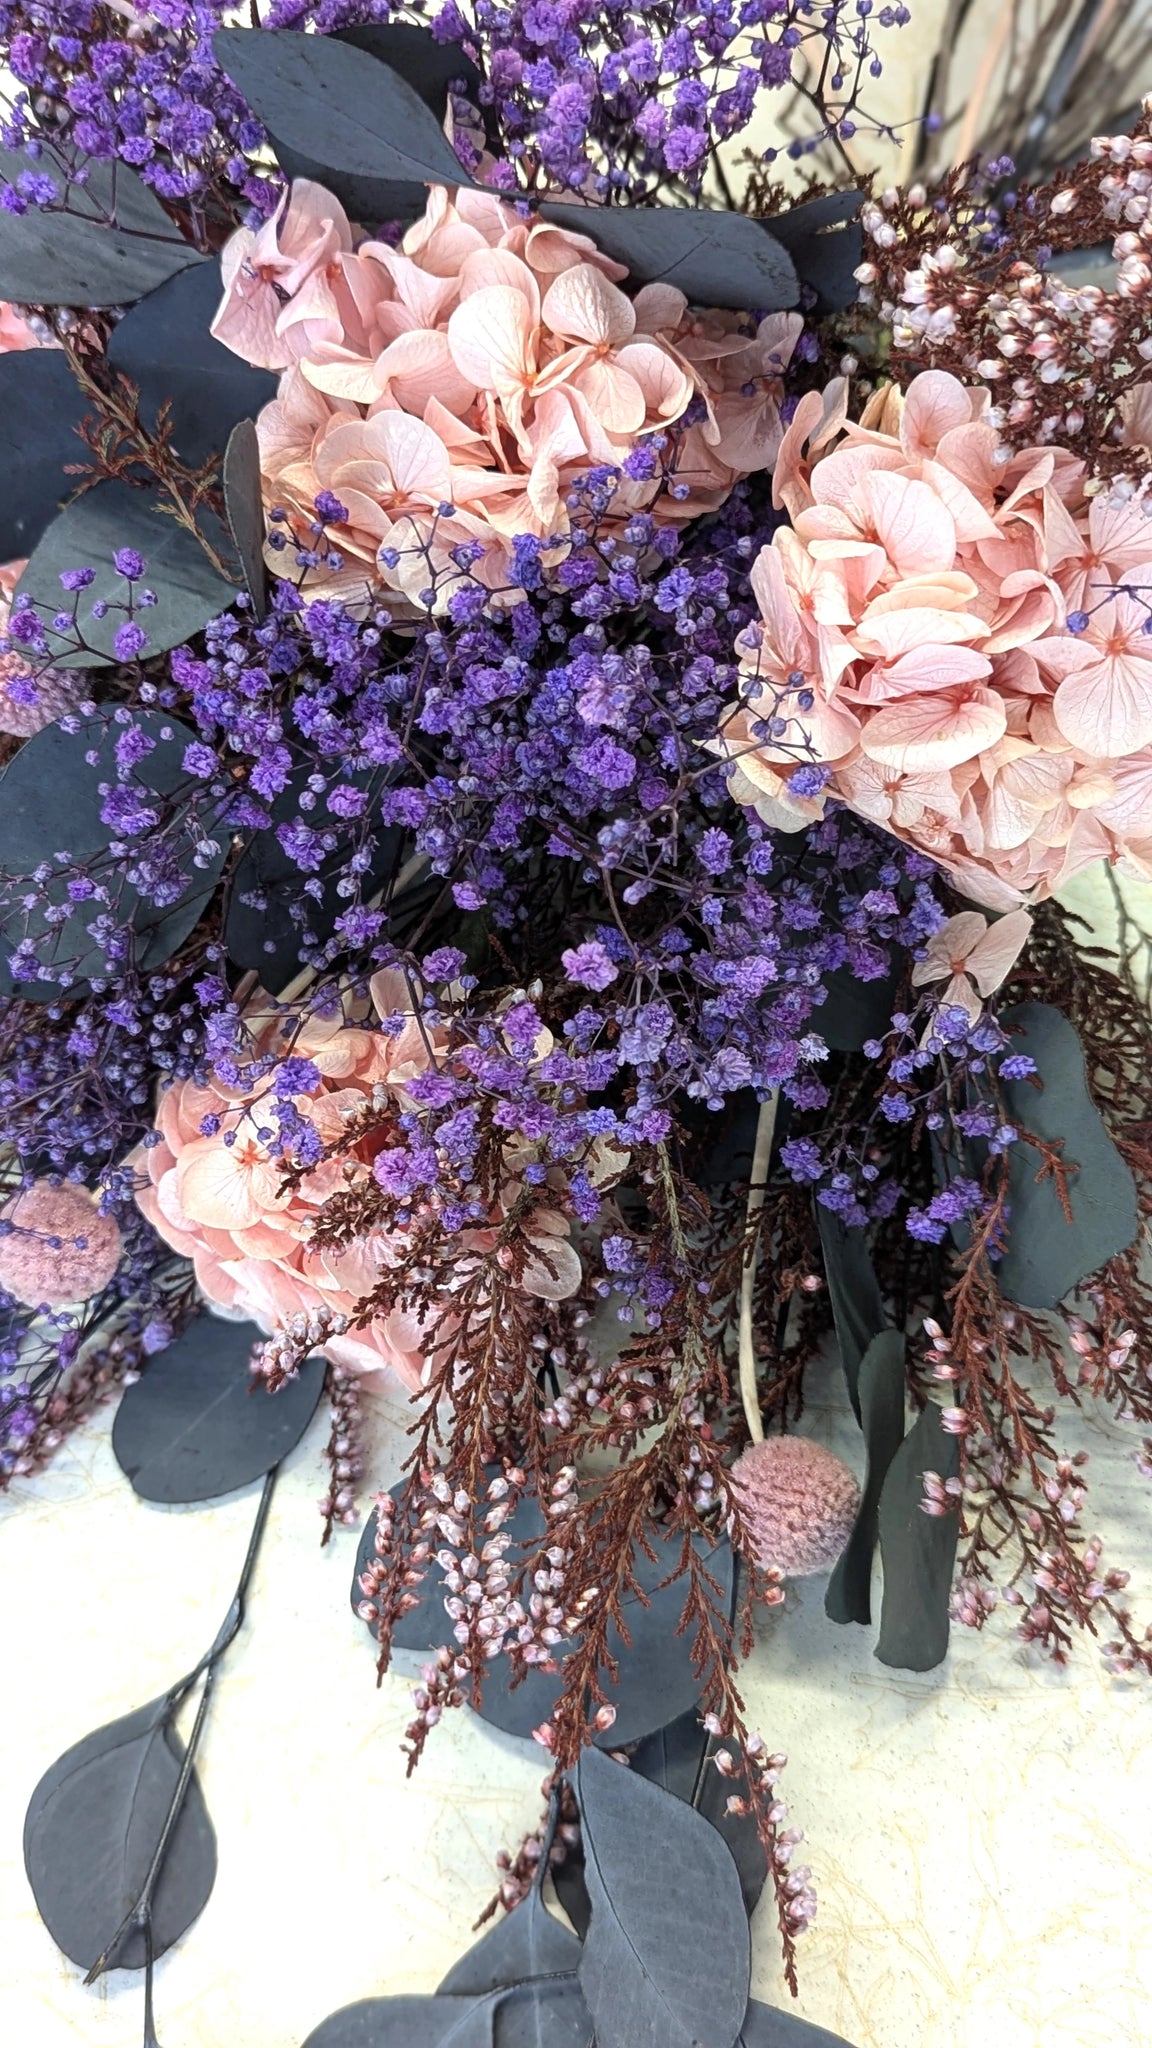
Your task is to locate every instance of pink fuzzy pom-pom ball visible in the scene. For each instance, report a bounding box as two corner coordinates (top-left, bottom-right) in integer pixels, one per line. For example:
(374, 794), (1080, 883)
(730, 1435), (860, 1577)
(0, 651), (80, 738)
(0, 1181), (122, 1308)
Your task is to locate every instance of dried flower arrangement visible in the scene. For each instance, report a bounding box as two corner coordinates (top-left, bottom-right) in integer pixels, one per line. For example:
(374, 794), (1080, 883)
(0, 5), (1150, 2046)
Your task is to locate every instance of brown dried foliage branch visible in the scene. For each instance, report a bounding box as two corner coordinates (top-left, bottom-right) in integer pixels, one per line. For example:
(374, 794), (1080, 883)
(295, 1073), (828, 1987)
(846, 99), (1152, 479)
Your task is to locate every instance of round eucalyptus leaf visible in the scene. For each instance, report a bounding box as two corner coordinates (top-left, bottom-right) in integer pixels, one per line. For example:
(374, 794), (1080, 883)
(14, 477), (238, 670)
(0, 145), (205, 307)
(108, 260), (278, 468)
(0, 351), (95, 559)
(214, 27), (465, 199)
(536, 200), (798, 312)
(354, 1499), (734, 1747)
(24, 1695), (216, 1972)
(112, 1314), (326, 1503)
(0, 709), (228, 1000)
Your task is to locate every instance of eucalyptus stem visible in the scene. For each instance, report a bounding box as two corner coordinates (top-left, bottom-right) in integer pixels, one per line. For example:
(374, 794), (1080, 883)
(737, 1093), (779, 1446)
(83, 1465), (278, 1989)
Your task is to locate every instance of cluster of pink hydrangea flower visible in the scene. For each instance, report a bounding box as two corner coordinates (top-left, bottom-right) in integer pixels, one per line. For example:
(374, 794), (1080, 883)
(719, 367), (1152, 907)
(211, 179), (801, 609)
(133, 971), (593, 1388)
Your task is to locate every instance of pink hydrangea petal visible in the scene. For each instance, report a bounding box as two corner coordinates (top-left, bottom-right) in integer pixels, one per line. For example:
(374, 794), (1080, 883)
(862, 470), (958, 575)
(899, 370), (975, 461)
(965, 907), (1034, 994)
(854, 606), (990, 660)
(541, 262), (635, 348)
(912, 910), (990, 985)
(300, 352), (380, 403)
(1054, 650), (1152, 758)
(861, 686), (1008, 772)
(520, 1232), (582, 1300)
(447, 284), (535, 393)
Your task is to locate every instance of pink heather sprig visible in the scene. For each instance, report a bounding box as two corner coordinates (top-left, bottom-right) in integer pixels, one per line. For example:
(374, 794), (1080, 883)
(361, 1462), (594, 1765)
(318, 1363), (366, 1540)
(851, 97), (1152, 475)
(250, 1305), (350, 1394)
(708, 1721), (817, 1935)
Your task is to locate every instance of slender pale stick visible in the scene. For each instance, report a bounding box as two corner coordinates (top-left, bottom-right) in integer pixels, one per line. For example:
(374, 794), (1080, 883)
(736, 1091), (779, 1446)
(954, 2), (1014, 166)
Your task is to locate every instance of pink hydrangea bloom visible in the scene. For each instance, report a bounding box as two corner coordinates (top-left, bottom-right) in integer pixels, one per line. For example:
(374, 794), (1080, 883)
(0, 303), (44, 353)
(729, 1435), (860, 1577)
(213, 180), (801, 609)
(131, 973), (598, 1390)
(0, 1180), (122, 1307)
(717, 368), (1152, 906)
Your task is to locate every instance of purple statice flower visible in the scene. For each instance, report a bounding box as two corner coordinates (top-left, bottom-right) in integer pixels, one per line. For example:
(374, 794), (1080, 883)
(562, 941), (618, 991)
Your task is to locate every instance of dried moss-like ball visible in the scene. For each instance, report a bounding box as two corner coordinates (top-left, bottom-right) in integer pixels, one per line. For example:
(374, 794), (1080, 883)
(730, 1435), (860, 1577)
(0, 1180), (122, 1308)
(0, 651), (80, 738)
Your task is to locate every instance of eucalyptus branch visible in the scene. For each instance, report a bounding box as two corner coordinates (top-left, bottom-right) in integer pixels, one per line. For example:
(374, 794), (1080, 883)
(83, 1467), (278, 1991)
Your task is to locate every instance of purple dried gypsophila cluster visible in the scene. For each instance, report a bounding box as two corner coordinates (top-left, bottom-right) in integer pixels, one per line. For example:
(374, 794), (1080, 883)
(0, 0), (278, 216)
(0, 1174), (181, 1474)
(173, 473), (948, 1102)
(0, 0), (913, 228)
(0, 937), (221, 1476)
(429, 0), (913, 194)
(780, 1003), (1034, 1235)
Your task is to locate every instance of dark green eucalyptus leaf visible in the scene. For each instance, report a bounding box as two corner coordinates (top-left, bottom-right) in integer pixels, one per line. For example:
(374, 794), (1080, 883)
(537, 201), (797, 312)
(223, 418), (268, 620)
(108, 260), (277, 468)
(494, 1978), (591, 2047)
(24, 1696), (216, 1971)
(740, 1999), (858, 2046)
(815, 951), (900, 1052)
(300, 1993), (495, 2048)
(438, 1884), (580, 1995)
(763, 192), (863, 243)
(112, 1314), (326, 1503)
(0, 351), (94, 558)
(993, 1001), (1139, 1308)
(875, 1401), (960, 1672)
(825, 1330), (906, 1627)
(630, 1708), (768, 1915)
(0, 145), (204, 306)
(214, 28), (465, 203)
(815, 1209), (886, 1422)
(335, 23), (498, 152)
(355, 1498), (732, 1748)
(576, 1745), (749, 2048)
(224, 759), (404, 984)
(760, 191), (863, 314)
(472, 1524), (734, 1746)
(15, 477), (238, 669)
(0, 710), (228, 1000)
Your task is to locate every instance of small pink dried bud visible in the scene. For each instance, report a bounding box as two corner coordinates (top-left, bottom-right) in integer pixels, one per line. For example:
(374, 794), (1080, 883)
(531, 1722), (555, 1750)
(593, 1705), (617, 1732)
